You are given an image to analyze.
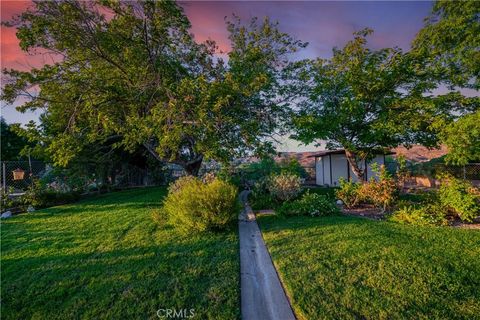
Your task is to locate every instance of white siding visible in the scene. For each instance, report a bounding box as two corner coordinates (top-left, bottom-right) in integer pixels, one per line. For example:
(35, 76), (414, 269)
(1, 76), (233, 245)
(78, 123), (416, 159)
(330, 154), (349, 186)
(315, 153), (386, 186)
(315, 157), (324, 185)
(323, 156), (331, 186)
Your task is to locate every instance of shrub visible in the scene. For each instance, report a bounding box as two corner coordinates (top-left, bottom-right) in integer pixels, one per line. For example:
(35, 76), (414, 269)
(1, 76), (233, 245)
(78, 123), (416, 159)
(336, 178), (361, 208)
(250, 193), (277, 211)
(22, 179), (81, 209)
(388, 204), (448, 226)
(249, 176), (280, 210)
(438, 175), (480, 222)
(238, 157), (308, 188)
(360, 164), (397, 211)
(278, 158), (308, 178)
(269, 172), (302, 202)
(277, 192), (340, 217)
(240, 158), (278, 184)
(162, 176), (239, 233)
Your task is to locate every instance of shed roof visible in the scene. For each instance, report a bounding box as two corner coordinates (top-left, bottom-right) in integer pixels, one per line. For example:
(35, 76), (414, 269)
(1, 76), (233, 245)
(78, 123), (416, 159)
(308, 149), (394, 158)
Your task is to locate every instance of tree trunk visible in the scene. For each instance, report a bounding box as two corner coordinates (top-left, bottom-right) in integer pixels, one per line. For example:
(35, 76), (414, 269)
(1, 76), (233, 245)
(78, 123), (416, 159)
(184, 156), (203, 176)
(345, 149), (366, 182)
(143, 142), (203, 177)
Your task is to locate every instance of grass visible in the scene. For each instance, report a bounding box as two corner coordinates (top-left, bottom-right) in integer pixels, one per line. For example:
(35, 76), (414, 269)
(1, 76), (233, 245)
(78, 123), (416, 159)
(258, 215), (480, 320)
(1, 187), (239, 319)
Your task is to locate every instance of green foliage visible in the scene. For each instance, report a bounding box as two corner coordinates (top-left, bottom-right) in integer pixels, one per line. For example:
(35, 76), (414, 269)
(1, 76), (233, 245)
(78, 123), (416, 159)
(1, 187), (18, 210)
(0, 117), (33, 160)
(388, 204), (448, 226)
(412, 1), (480, 165)
(269, 172), (302, 202)
(292, 29), (438, 180)
(250, 193), (277, 211)
(277, 192), (340, 217)
(216, 165), (242, 189)
(412, 0), (480, 89)
(2, 2), (305, 175)
(442, 111), (480, 165)
(359, 164), (398, 211)
(438, 175), (480, 222)
(240, 157), (307, 185)
(162, 176), (239, 233)
(391, 175), (479, 225)
(249, 171), (302, 210)
(303, 187), (337, 198)
(335, 165), (397, 211)
(335, 178), (361, 208)
(22, 179), (81, 209)
(241, 158), (279, 183)
(278, 158), (308, 178)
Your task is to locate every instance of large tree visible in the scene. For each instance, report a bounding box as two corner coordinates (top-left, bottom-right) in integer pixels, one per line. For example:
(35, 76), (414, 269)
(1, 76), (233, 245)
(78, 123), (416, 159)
(2, 0), (305, 175)
(292, 29), (440, 180)
(412, 0), (480, 165)
(412, 0), (479, 90)
(0, 117), (32, 160)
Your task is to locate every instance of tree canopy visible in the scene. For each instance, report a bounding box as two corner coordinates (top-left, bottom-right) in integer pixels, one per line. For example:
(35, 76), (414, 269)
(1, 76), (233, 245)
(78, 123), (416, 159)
(412, 0), (480, 165)
(2, 0), (305, 175)
(441, 111), (480, 165)
(291, 29), (439, 180)
(412, 0), (480, 90)
(0, 117), (33, 160)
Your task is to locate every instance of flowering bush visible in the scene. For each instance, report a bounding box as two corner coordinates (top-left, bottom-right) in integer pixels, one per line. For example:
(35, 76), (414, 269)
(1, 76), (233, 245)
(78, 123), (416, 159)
(277, 192), (340, 217)
(269, 172), (302, 202)
(360, 164), (397, 211)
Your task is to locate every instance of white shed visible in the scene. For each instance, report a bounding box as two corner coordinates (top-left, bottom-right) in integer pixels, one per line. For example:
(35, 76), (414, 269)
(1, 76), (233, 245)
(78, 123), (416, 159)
(311, 150), (391, 187)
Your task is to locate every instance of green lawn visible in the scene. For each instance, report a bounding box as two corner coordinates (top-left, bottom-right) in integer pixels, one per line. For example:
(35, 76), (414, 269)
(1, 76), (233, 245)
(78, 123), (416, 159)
(1, 187), (239, 319)
(258, 215), (480, 320)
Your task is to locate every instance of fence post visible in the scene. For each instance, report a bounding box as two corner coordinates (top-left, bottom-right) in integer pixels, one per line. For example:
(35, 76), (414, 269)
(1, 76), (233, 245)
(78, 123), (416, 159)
(2, 162), (6, 194)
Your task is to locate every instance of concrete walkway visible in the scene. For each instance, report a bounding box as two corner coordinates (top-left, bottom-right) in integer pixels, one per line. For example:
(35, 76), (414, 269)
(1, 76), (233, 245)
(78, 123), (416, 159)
(239, 191), (296, 320)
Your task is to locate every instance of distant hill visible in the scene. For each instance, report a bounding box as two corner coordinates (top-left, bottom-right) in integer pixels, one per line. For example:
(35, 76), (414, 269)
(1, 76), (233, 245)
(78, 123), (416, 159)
(275, 152), (318, 167)
(392, 145), (448, 163)
(244, 145), (448, 168)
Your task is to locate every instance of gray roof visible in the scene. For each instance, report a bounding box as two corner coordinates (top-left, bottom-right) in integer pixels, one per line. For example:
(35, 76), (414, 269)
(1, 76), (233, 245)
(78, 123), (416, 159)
(308, 149), (394, 158)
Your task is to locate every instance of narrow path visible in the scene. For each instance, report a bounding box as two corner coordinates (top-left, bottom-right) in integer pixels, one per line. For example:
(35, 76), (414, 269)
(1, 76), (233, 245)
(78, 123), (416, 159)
(239, 190), (296, 320)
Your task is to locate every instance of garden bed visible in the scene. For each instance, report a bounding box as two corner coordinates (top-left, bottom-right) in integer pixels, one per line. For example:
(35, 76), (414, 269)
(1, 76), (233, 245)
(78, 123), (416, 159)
(341, 204), (385, 220)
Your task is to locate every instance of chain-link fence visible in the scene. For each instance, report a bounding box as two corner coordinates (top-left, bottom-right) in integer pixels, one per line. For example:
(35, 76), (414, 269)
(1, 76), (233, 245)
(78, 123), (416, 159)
(110, 164), (185, 187)
(0, 160), (188, 194)
(1, 161), (46, 193)
(433, 163), (480, 181)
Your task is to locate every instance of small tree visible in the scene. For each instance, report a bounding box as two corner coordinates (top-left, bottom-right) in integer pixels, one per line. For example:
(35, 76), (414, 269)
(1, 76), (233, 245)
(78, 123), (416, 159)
(292, 29), (437, 181)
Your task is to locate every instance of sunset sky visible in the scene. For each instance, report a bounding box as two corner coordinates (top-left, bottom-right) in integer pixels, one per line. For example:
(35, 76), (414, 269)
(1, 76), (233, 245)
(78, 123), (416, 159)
(0, 0), (437, 151)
